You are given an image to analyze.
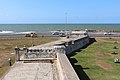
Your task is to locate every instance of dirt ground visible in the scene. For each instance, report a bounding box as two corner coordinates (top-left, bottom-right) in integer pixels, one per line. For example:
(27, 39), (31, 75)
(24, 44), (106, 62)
(93, 52), (112, 58)
(96, 61), (112, 71)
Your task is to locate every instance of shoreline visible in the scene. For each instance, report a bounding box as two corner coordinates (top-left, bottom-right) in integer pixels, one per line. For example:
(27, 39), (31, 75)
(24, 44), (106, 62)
(0, 32), (120, 39)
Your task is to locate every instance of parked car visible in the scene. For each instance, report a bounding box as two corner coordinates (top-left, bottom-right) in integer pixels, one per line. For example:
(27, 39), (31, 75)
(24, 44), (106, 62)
(59, 33), (66, 37)
(51, 31), (66, 37)
(25, 33), (37, 38)
(104, 32), (111, 35)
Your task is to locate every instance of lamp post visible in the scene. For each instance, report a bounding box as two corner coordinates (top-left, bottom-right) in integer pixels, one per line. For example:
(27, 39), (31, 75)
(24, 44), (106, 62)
(65, 12), (68, 25)
(31, 34), (34, 46)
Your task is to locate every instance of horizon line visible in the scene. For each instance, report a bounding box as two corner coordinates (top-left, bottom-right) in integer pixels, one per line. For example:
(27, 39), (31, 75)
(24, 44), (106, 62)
(0, 22), (120, 24)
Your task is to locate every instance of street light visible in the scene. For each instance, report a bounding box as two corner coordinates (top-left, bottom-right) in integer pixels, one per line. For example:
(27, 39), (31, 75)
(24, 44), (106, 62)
(31, 34), (34, 46)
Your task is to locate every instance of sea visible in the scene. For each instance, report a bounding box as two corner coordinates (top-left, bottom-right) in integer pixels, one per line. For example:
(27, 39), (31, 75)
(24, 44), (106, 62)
(0, 24), (120, 34)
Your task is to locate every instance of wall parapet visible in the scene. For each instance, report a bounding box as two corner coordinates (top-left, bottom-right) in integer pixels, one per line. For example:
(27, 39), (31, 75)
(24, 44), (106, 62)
(56, 36), (89, 80)
(57, 53), (79, 80)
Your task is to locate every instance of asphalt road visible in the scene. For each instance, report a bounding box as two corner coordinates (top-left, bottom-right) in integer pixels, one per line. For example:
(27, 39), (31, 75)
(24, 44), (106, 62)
(88, 32), (120, 38)
(0, 32), (120, 39)
(0, 34), (59, 39)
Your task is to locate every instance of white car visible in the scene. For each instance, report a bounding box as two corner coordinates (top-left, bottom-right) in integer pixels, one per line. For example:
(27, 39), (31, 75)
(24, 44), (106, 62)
(104, 32), (111, 35)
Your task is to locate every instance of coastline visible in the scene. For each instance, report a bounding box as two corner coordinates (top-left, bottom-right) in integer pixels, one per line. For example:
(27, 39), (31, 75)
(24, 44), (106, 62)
(0, 31), (120, 39)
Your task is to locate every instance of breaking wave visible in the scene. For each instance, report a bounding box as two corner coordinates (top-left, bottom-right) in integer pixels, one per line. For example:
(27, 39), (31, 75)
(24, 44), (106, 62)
(0, 30), (14, 34)
(0, 30), (36, 34)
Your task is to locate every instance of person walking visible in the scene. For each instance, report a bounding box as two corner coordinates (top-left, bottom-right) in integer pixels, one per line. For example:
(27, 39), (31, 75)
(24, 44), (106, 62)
(8, 57), (12, 66)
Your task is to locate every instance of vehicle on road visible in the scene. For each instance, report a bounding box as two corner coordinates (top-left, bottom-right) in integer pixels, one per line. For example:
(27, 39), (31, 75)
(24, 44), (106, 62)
(104, 32), (111, 35)
(50, 31), (66, 37)
(25, 33), (38, 38)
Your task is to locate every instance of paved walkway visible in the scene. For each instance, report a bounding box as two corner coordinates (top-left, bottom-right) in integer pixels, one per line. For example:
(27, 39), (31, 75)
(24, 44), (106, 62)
(29, 36), (86, 50)
(2, 62), (54, 80)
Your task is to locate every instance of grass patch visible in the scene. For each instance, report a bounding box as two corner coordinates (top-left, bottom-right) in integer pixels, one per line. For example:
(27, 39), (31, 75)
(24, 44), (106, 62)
(0, 37), (58, 78)
(68, 38), (120, 80)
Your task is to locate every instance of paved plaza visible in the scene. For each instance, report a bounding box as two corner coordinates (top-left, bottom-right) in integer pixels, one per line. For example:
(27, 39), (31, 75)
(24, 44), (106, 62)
(2, 62), (54, 80)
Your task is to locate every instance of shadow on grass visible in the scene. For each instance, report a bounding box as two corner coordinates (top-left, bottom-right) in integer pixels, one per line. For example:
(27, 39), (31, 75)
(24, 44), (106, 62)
(74, 65), (90, 80)
(115, 62), (120, 63)
(67, 38), (96, 80)
(68, 57), (91, 80)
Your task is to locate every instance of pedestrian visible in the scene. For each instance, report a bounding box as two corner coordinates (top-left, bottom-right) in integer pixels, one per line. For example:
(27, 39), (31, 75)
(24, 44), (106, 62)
(8, 57), (12, 66)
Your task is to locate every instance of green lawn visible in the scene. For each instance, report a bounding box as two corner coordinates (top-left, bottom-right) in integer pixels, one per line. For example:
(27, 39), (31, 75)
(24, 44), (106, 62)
(68, 38), (120, 80)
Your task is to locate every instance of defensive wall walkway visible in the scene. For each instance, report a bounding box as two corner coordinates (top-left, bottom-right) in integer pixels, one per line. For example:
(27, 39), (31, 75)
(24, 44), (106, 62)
(1, 35), (89, 80)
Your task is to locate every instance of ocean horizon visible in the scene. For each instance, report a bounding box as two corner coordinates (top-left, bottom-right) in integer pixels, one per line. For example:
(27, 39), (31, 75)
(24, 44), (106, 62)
(0, 24), (120, 34)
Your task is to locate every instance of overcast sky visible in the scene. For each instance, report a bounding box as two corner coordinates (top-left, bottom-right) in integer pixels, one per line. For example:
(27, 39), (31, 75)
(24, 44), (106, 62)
(0, 0), (120, 24)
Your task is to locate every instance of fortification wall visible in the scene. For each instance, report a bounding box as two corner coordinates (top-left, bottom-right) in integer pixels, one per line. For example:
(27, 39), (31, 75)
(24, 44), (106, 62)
(8, 36), (90, 80)
(56, 36), (89, 80)
(65, 36), (89, 54)
(57, 53), (79, 80)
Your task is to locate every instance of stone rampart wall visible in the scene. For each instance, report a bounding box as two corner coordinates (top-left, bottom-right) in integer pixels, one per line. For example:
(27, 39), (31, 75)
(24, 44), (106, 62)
(57, 53), (79, 80)
(56, 36), (89, 80)
(54, 36), (89, 54)
(65, 36), (89, 54)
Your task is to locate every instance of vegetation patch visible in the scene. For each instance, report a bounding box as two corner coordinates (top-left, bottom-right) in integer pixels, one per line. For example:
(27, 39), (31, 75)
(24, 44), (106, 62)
(68, 38), (120, 80)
